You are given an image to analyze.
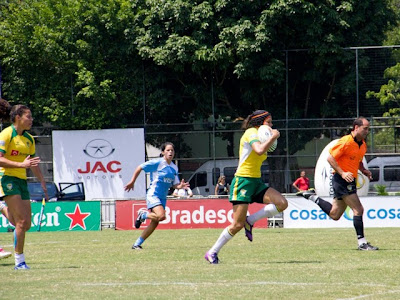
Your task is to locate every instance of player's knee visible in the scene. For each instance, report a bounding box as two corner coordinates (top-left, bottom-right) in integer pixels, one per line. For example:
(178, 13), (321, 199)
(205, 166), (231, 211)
(331, 215), (341, 221)
(156, 214), (166, 222)
(17, 219), (30, 231)
(277, 198), (288, 211)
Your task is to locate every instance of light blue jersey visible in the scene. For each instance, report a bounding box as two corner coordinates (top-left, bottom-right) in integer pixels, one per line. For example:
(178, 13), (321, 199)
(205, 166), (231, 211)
(141, 158), (180, 209)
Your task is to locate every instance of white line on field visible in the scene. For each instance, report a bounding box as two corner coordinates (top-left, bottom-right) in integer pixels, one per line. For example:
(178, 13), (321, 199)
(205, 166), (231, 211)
(337, 289), (400, 300)
(79, 281), (390, 288)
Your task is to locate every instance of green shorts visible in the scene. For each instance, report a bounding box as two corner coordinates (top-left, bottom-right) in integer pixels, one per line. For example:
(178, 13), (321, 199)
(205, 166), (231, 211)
(1, 175), (30, 200)
(229, 176), (268, 204)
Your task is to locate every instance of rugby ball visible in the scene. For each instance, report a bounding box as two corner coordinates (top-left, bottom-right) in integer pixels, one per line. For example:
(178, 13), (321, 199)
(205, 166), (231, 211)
(258, 125), (278, 152)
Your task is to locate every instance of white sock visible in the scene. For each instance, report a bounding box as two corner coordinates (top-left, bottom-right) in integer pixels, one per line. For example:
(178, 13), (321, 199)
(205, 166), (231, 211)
(15, 253), (25, 265)
(209, 227), (234, 254)
(247, 204), (279, 225)
(358, 237), (367, 246)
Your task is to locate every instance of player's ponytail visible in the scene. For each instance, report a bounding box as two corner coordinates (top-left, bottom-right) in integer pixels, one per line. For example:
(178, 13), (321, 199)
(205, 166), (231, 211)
(0, 98), (12, 122)
(242, 110), (271, 129)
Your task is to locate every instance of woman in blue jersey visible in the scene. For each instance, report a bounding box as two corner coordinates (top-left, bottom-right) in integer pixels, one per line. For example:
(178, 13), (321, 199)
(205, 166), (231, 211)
(124, 142), (189, 249)
(205, 110), (288, 264)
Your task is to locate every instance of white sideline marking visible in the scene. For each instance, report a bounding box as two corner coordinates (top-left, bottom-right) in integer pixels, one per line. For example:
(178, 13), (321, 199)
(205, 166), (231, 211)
(79, 281), (390, 288)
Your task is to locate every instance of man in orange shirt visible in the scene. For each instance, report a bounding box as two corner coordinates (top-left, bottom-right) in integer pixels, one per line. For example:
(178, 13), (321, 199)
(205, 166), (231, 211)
(298, 117), (378, 251)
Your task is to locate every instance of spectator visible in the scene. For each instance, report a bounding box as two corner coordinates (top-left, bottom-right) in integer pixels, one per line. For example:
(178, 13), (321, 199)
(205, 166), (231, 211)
(215, 176), (229, 195)
(292, 170), (310, 192)
(173, 186), (193, 198)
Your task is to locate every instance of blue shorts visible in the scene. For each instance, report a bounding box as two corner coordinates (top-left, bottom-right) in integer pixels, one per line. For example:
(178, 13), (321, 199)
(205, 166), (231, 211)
(332, 173), (357, 200)
(146, 196), (167, 210)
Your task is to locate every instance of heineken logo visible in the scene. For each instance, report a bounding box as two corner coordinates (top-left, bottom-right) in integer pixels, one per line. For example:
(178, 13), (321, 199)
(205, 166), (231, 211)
(0, 201), (101, 232)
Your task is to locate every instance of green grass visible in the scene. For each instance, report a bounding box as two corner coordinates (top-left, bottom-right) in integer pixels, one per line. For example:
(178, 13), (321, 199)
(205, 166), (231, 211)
(1, 227), (400, 299)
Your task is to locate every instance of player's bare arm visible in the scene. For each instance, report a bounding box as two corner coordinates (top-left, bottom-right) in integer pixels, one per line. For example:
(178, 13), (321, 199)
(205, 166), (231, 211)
(359, 162), (372, 180)
(327, 154), (354, 182)
(173, 179), (189, 190)
(0, 153), (40, 169)
(124, 165), (143, 192)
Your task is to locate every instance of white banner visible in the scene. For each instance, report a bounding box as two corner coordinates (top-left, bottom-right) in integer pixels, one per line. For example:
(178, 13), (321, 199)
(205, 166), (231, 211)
(314, 139), (369, 197)
(285, 196), (400, 228)
(52, 129), (146, 200)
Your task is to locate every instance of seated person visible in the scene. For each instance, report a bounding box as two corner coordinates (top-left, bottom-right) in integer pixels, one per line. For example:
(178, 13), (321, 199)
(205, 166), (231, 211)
(173, 186), (193, 198)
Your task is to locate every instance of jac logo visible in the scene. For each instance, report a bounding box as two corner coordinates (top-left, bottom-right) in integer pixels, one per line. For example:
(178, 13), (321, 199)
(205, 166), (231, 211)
(79, 139), (120, 174)
(11, 150), (19, 156)
(83, 139), (115, 158)
(78, 161), (121, 174)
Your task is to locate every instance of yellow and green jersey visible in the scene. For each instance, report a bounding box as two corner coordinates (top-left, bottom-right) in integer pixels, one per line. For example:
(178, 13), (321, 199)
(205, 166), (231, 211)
(0, 124), (36, 179)
(235, 127), (267, 178)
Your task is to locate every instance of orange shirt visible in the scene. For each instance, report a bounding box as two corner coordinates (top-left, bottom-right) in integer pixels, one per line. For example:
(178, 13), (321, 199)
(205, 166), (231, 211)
(329, 134), (366, 178)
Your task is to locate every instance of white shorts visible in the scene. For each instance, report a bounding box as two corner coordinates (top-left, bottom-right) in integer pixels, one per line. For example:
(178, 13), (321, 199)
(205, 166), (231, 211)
(146, 196), (167, 210)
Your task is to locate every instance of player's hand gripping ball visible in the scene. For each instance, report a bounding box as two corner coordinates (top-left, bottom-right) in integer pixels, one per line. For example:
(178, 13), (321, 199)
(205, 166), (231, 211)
(258, 125), (278, 152)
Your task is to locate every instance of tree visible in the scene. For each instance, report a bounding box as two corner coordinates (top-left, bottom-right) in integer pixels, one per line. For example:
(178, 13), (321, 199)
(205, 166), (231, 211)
(0, 0), (144, 129)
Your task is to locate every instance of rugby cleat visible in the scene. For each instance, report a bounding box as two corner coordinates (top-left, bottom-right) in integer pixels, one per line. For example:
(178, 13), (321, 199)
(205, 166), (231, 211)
(134, 211), (146, 229)
(0, 249), (12, 260)
(204, 251), (219, 264)
(244, 218), (253, 242)
(132, 245), (143, 250)
(296, 190), (316, 200)
(358, 242), (379, 251)
(14, 262), (30, 270)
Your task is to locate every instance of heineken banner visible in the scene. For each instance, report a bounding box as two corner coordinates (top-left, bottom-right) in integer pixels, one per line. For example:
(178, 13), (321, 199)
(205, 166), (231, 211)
(0, 201), (101, 232)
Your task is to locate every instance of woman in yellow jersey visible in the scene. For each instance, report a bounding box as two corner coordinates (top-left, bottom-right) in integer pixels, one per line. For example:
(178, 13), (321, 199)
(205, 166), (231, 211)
(205, 110), (288, 264)
(0, 104), (48, 270)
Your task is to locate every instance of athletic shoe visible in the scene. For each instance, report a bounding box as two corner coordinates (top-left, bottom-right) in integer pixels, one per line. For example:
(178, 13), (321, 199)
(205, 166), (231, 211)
(0, 249), (12, 260)
(244, 217), (253, 242)
(14, 262), (30, 270)
(204, 251), (219, 264)
(358, 242), (379, 251)
(134, 211), (146, 229)
(132, 245), (143, 250)
(296, 190), (316, 200)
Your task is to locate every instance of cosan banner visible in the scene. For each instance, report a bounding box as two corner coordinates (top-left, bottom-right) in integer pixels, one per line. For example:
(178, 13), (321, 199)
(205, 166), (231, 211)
(52, 129), (146, 200)
(0, 201), (101, 232)
(115, 199), (268, 230)
(285, 196), (400, 228)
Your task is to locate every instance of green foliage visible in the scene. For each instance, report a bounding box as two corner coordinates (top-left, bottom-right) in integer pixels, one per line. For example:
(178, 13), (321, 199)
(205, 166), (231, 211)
(0, 0), (396, 133)
(0, 0), (143, 129)
(374, 184), (389, 195)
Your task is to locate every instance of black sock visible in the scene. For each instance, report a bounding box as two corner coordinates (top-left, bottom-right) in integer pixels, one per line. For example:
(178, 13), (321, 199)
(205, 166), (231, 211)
(353, 215), (364, 239)
(313, 197), (332, 215)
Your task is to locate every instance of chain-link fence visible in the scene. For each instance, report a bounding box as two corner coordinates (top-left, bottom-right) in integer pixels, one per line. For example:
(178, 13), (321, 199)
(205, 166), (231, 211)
(27, 45), (400, 194)
(31, 116), (400, 195)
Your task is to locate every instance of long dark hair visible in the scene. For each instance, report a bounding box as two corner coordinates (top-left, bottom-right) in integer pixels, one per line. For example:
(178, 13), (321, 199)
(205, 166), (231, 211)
(160, 142), (175, 157)
(241, 110), (271, 129)
(0, 98), (12, 122)
(10, 104), (30, 123)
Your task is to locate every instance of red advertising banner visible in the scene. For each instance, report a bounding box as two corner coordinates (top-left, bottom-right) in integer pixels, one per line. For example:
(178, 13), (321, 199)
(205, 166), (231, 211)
(115, 198), (268, 230)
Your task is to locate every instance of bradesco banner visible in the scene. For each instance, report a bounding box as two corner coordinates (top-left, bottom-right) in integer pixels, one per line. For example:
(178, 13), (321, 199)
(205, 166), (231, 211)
(115, 199), (268, 230)
(52, 128), (146, 200)
(0, 201), (101, 232)
(285, 196), (400, 228)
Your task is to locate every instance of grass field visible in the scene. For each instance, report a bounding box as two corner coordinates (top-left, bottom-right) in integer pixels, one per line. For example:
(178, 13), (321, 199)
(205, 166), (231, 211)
(1, 227), (399, 299)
